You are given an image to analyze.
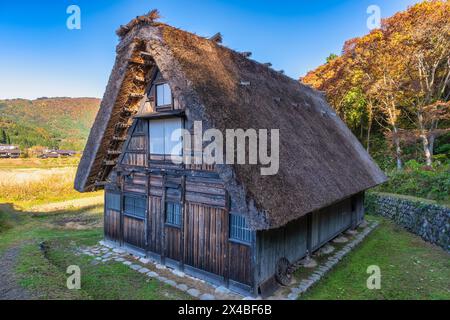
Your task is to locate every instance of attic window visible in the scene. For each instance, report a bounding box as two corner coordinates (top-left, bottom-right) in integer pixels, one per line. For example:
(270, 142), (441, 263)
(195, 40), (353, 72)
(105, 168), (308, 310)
(149, 118), (182, 155)
(156, 83), (172, 107)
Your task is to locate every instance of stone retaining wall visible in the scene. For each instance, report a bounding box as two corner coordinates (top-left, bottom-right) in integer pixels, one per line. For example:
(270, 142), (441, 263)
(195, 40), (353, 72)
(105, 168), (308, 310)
(365, 192), (449, 252)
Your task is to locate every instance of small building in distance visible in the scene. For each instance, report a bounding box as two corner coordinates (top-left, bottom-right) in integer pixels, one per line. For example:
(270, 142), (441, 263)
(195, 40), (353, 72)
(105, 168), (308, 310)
(0, 144), (21, 158)
(39, 149), (77, 158)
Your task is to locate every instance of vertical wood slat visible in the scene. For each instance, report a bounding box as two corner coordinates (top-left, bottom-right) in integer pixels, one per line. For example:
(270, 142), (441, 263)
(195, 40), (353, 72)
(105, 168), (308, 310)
(161, 173), (167, 264)
(183, 203), (227, 277)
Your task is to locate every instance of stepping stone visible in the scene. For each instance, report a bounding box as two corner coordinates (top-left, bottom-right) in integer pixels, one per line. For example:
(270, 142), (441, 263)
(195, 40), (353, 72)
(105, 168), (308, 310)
(123, 261), (132, 266)
(172, 270), (185, 278)
(139, 267), (150, 274)
(332, 235), (349, 243)
(130, 264), (142, 271)
(139, 258), (151, 264)
(359, 220), (368, 228)
(157, 276), (168, 282)
(114, 257), (125, 262)
(146, 271), (158, 278)
(300, 257), (318, 268)
(187, 288), (200, 298)
(113, 248), (125, 254)
(316, 244), (335, 256)
(176, 284), (188, 291)
(345, 229), (358, 236)
(288, 292), (298, 300)
(215, 286), (230, 295)
(199, 293), (215, 300)
(164, 279), (177, 287)
(155, 264), (166, 270)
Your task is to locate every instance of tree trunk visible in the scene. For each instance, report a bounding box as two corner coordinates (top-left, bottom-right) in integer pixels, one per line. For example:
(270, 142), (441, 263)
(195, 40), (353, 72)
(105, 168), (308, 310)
(420, 134), (433, 166)
(366, 103), (373, 153)
(418, 112), (433, 166)
(393, 126), (403, 170)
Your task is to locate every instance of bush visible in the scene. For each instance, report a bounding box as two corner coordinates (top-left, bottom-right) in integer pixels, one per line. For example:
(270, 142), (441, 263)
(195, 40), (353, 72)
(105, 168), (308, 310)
(376, 161), (450, 204)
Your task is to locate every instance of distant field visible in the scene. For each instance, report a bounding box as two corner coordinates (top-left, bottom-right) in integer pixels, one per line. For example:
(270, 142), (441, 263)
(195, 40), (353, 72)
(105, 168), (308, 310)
(0, 159), (101, 208)
(0, 157), (80, 169)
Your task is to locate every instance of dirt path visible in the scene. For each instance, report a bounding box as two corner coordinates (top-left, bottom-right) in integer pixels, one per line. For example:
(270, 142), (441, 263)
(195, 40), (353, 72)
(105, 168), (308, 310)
(0, 246), (35, 300)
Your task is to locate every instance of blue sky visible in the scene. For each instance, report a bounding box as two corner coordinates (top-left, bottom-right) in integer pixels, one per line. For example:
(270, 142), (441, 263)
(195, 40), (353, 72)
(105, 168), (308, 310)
(0, 0), (421, 99)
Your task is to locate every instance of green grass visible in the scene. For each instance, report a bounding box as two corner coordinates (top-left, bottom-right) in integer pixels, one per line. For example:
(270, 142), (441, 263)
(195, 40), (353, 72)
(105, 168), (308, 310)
(301, 216), (450, 300)
(0, 203), (190, 300)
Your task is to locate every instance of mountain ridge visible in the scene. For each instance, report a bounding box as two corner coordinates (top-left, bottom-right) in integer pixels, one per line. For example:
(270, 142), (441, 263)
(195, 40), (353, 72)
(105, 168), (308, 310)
(0, 97), (100, 151)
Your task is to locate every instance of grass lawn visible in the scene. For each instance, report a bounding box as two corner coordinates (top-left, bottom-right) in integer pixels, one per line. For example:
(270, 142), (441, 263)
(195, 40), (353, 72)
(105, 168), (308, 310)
(302, 216), (450, 300)
(0, 202), (190, 300)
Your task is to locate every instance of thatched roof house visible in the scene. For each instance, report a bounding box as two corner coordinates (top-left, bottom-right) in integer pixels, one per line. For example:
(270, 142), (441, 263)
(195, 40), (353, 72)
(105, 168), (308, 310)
(75, 11), (386, 295)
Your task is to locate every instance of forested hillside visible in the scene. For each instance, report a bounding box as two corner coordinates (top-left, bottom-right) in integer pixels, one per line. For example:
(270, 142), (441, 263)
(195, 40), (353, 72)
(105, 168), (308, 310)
(302, 0), (449, 204)
(0, 97), (100, 151)
(302, 0), (449, 170)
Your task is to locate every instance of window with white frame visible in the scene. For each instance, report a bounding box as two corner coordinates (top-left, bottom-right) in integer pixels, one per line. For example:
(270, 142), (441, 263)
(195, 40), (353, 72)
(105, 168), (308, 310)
(149, 118), (182, 155)
(156, 83), (172, 107)
(229, 214), (252, 243)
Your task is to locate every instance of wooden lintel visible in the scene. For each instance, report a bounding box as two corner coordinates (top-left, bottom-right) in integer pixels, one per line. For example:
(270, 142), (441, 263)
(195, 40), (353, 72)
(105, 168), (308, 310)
(134, 76), (146, 83)
(129, 58), (145, 65)
(107, 150), (122, 155)
(115, 122), (131, 129)
(122, 107), (135, 114)
(129, 93), (144, 99)
(112, 136), (127, 142)
(140, 51), (153, 58)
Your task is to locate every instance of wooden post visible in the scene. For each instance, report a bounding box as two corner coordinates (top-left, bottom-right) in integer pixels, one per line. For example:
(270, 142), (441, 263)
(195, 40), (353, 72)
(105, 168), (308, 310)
(224, 192), (230, 288)
(119, 173), (125, 246)
(251, 230), (258, 296)
(306, 213), (312, 255)
(180, 174), (186, 271)
(161, 173), (167, 265)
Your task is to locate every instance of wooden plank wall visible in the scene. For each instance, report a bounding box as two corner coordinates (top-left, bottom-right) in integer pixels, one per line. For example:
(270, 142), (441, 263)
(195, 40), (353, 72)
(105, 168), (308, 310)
(256, 215), (308, 285)
(121, 120), (148, 167)
(184, 203), (228, 277)
(123, 173), (147, 194)
(104, 209), (121, 241)
(123, 215), (146, 248)
(311, 198), (352, 251)
(228, 242), (252, 285)
(166, 226), (182, 261)
(148, 195), (163, 254)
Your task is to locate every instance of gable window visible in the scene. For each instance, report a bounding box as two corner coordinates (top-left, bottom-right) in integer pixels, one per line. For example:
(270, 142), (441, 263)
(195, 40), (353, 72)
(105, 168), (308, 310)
(156, 83), (172, 107)
(166, 202), (182, 227)
(149, 118), (182, 155)
(123, 195), (146, 219)
(229, 214), (252, 244)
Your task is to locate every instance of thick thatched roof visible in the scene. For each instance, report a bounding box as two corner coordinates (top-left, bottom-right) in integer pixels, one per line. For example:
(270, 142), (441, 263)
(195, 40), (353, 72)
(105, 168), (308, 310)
(75, 13), (386, 230)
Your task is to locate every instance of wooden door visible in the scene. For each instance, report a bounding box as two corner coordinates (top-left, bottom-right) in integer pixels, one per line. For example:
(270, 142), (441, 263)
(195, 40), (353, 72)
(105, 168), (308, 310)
(184, 203), (228, 277)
